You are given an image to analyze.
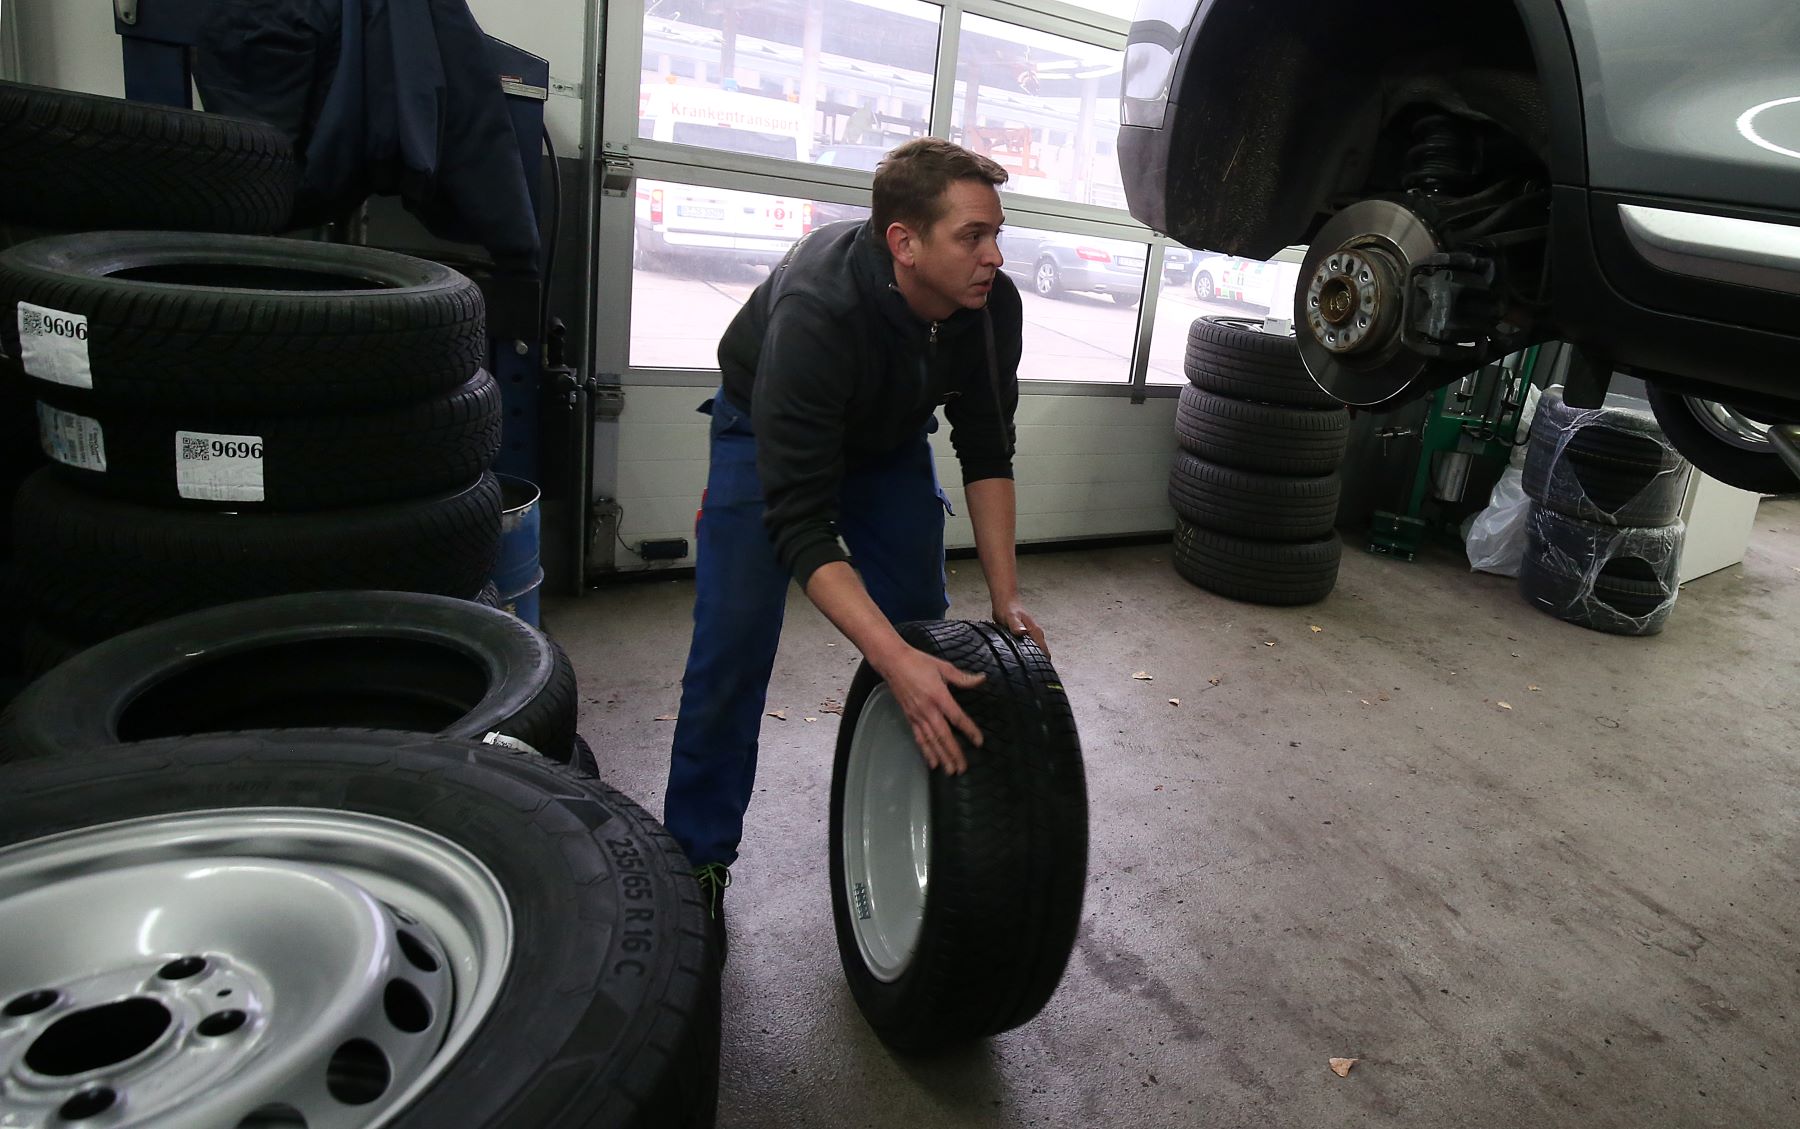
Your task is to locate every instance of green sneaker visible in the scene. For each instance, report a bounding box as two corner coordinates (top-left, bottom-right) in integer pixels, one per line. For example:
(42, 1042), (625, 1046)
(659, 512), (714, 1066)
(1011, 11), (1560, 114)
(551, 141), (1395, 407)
(694, 863), (730, 961)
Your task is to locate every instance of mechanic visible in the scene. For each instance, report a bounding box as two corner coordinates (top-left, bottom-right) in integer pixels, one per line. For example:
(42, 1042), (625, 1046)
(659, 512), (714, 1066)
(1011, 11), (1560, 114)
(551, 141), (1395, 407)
(662, 137), (1048, 951)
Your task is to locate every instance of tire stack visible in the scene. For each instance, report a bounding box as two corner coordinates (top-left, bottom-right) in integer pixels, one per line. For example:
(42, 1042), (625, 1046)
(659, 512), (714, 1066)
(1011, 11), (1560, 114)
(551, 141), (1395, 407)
(0, 83), (503, 668)
(1518, 387), (1692, 635)
(1169, 316), (1349, 605)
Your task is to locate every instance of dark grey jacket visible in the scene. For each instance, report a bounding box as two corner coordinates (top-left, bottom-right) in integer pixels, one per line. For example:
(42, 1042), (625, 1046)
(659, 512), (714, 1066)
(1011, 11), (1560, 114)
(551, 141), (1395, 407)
(718, 219), (1022, 586)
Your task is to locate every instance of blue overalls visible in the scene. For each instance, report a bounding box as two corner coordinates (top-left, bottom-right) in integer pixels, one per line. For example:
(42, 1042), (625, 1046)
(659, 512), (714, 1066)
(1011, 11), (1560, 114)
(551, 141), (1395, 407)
(663, 390), (953, 869)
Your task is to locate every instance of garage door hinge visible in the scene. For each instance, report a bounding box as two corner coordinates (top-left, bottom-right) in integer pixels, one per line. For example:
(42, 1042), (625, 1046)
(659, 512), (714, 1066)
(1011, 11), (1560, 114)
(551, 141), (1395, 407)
(592, 379), (625, 421)
(602, 157), (634, 197)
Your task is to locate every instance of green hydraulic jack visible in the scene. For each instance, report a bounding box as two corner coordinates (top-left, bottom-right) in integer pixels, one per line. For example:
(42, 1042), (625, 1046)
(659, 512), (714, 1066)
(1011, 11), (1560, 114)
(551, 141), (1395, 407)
(1368, 346), (1541, 559)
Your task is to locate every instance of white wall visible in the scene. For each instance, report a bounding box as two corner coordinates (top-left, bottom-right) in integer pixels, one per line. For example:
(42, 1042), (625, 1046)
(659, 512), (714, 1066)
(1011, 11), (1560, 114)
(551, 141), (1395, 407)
(15, 0), (123, 96)
(612, 385), (1179, 568)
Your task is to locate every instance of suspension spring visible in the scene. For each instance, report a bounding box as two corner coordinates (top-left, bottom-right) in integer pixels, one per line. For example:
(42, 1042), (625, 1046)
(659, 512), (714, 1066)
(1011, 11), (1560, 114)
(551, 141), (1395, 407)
(1402, 113), (1476, 195)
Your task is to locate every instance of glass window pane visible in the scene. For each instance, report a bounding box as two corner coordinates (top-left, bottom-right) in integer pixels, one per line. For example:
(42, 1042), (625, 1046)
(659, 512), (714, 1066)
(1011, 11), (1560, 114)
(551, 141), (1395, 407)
(998, 225), (1145, 383)
(951, 14), (1125, 209)
(1146, 248), (1306, 385)
(640, 0), (942, 166)
(1056, 0), (1138, 19)
(631, 178), (870, 369)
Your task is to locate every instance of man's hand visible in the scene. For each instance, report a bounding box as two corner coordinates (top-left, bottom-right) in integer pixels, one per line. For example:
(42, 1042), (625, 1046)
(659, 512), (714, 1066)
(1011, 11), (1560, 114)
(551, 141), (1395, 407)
(992, 597), (1049, 657)
(874, 646), (985, 774)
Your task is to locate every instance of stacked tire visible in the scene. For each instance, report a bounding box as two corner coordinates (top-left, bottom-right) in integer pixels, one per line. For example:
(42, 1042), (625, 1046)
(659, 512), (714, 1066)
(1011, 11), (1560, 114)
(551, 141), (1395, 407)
(1169, 316), (1348, 605)
(1518, 387), (1691, 635)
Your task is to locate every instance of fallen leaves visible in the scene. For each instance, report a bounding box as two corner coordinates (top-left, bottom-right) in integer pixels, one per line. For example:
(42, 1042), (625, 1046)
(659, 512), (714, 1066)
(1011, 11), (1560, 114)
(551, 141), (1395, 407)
(1329, 1057), (1358, 1078)
(1310, 625), (1323, 633)
(1264, 641), (1276, 647)
(767, 710), (787, 721)
(1132, 671), (1154, 681)
(1207, 676), (1221, 686)
(1496, 701), (1513, 711)
(1168, 698), (1181, 707)
(805, 717), (818, 723)
(655, 714), (678, 722)
(819, 699), (844, 715)
(1528, 684), (1541, 692)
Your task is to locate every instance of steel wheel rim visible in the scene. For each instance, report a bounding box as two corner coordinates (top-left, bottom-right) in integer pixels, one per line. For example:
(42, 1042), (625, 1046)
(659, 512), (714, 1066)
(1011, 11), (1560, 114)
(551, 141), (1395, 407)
(0, 809), (513, 1129)
(1684, 396), (1773, 452)
(841, 685), (931, 983)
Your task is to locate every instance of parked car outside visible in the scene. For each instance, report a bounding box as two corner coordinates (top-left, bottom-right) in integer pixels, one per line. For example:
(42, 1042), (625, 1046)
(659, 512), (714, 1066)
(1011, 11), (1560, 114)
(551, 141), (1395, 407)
(1119, 0), (1800, 492)
(998, 229), (1146, 306)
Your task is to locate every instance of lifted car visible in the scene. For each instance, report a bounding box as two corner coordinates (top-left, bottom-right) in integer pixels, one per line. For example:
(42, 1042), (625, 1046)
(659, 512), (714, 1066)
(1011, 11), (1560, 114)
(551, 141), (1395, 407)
(1120, 0), (1800, 492)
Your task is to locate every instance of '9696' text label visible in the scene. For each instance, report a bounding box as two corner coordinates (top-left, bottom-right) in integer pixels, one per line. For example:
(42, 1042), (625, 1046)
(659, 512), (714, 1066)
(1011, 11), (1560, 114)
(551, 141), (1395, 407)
(176, 431), (265, 502)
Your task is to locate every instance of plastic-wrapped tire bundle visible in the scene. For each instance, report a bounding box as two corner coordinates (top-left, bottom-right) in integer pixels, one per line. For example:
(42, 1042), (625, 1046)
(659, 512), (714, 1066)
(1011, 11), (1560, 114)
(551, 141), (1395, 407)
(1169, 317), (1346, 604)
(1518, 503), (1684, 636)
(1522, 387), (1691, 527)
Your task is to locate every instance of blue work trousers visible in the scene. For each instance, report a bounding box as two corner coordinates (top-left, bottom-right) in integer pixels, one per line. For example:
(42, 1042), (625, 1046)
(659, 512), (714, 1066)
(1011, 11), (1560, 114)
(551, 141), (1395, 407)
(664, 391), (951, 869)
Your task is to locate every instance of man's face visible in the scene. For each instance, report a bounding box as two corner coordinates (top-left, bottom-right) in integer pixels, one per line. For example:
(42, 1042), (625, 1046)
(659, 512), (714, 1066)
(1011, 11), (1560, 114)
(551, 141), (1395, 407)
(905, 179), (1005, 317)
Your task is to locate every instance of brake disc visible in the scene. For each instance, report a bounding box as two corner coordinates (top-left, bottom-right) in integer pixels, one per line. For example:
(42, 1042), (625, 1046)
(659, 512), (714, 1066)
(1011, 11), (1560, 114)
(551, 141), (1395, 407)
(1294, 198), (1461, 408)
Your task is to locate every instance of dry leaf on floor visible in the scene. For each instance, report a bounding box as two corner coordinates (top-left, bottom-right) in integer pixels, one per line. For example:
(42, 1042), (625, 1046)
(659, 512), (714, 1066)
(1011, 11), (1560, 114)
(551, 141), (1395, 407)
(1528, 684), (1541, 692)
(1497, 701), (1513, 711)
(826, 642), (837, 647)
(1310, 625), (1323, 633)
(767, 710), (787, 721)
(1360, 699), (1371, 705)
(819, 700), (844, 715)
(805, 717), (818, 723)
(655, 714), (678, 722)
(1169, 698), (1181, 707)
(1329, 1058), (1358, 1078)
(1154, 784), (1164, 792)
(1377, 693), (1390, 702)
(1208, 676), (1221, 686)
(1264, 641), (1276, 647)
(1132, 671), (1154, 681)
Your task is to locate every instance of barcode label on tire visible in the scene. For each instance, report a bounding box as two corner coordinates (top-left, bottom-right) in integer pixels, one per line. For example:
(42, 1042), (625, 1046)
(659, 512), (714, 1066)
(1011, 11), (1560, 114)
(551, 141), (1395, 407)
(17, 302), (93, 389)
(176, 430), (265, 502)
(36, 402), (106, 471)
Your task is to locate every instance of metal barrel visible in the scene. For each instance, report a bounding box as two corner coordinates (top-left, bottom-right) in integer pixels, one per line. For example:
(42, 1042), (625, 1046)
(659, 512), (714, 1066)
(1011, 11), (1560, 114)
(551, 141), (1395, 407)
(493, 474), (544, 627)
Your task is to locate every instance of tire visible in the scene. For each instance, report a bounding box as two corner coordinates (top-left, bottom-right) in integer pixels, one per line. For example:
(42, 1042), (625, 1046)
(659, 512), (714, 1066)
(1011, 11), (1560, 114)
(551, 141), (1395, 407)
(830, 620), (1087, 1053)
(1184, 315), (1340, 408)
(34, 370), (501, 510)
(0, 591), (579, 764)
(13, 469), (501, 643)
(0, 81), (297, 233)
(1167, 451), (1340, 541)
(1033, 257), (1062, 298)
(1194, 271), (1216, 301)
(1644, 383), (1800, 495)
(0, 232), (485, 412)
(0, 729), (717, 1128)
(1171, 517), (1341, 605)
(1175, 384), (1349, 474)
(1522, 387), (1691, 526)
(473, 580), (502, 608)
(1518, 503), (1683, 636)
(572, 733), (600, 777)
(16, 621), (81, 679)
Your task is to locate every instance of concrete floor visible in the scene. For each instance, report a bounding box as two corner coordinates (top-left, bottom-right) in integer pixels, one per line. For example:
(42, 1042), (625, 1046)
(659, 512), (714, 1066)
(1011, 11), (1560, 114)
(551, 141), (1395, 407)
(548, 498), (1800, 1129)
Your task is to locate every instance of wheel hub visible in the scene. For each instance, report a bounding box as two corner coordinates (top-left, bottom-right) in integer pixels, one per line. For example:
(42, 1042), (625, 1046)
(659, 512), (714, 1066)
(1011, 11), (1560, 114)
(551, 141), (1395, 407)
(1294, 198), (1455, 407)
(0, 811), (511, 1129)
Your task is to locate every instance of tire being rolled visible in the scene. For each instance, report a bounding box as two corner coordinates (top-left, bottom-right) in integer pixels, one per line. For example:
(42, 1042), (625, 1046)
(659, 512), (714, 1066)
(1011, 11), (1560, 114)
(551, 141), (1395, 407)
(830, 619), (1088, 1053)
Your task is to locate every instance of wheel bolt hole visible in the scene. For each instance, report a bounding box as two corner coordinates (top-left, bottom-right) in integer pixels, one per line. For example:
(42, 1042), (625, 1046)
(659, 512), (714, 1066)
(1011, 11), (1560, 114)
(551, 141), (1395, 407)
(157, 957), (206, 981)
(396, 931), (439, 974)
(383, 981), (432, 1034)
(198, 1010), (247, 1037)
(326, 1039), (391, 1105)
(4, 990), (58, 1018)
(58, 1087), (116, 1121)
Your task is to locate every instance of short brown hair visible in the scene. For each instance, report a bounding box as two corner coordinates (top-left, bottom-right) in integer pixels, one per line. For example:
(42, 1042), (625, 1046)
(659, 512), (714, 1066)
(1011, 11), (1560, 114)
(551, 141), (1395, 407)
(870, 138), (1008, 239)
